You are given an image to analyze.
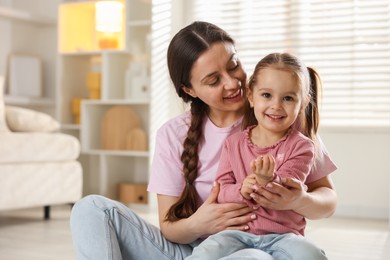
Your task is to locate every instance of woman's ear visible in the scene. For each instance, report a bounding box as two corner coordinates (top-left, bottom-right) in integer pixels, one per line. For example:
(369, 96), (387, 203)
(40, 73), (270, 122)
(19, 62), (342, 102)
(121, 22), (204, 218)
(181, 84), (197, 98)
(246, 87), (254, 107)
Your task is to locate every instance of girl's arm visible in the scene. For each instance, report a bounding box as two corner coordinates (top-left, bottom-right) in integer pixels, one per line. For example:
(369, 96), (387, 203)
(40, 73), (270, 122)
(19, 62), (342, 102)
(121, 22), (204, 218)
(157, 182), (255, 244)
(248, 134), (338, 219)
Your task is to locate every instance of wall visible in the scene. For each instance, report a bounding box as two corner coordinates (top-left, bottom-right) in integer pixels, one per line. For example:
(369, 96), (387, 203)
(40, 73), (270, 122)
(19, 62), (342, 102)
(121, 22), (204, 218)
(320, 128), (390, 220)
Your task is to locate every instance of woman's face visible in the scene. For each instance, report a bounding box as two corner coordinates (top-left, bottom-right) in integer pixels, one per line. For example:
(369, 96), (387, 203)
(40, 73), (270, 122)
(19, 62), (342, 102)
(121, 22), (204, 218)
(183, 42), (247, 119)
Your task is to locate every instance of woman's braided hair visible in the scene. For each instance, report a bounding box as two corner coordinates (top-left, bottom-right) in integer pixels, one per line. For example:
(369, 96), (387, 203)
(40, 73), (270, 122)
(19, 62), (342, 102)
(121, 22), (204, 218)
(165, 21), (234, 221)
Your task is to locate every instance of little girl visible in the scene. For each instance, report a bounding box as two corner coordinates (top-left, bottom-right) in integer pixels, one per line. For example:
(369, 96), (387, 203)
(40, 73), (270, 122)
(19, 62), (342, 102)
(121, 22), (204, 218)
(186, 53), (328, 260)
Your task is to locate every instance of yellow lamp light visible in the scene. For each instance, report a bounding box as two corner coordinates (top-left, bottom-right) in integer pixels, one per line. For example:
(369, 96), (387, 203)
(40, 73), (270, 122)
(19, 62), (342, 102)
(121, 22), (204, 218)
(95, 1), (123, 49)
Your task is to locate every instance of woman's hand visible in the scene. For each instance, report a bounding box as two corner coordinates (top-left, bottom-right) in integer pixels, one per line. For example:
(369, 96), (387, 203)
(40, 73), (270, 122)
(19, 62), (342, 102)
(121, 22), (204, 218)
(192, 182), (255, 237)
(158, 182), (255, 244)
(249, 176), (337, 219)
(250, 177), (307, 211)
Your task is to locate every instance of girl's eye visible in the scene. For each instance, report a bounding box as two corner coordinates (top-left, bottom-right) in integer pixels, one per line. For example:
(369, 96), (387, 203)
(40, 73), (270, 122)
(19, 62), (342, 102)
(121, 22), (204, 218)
(262, 93), (271, 98)
(284, 96), (294, 102)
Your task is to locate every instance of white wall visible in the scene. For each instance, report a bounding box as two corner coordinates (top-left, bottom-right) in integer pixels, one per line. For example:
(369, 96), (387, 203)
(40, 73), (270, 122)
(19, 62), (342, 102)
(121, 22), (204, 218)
(320, 128), (390, 220)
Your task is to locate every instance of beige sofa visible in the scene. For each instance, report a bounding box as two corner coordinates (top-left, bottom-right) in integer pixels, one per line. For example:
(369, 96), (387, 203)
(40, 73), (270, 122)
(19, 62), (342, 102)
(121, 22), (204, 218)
(0, 77), (82, 219)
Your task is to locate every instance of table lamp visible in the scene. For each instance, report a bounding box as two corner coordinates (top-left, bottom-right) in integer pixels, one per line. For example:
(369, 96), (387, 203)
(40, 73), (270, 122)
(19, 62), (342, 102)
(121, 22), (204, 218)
(95, 0), (123, 49)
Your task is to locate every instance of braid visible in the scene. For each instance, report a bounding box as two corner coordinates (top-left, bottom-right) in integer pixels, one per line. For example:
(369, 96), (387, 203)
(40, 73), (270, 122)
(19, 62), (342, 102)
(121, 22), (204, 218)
(165, 99), (207, 221)
(165, 21), (235, 221)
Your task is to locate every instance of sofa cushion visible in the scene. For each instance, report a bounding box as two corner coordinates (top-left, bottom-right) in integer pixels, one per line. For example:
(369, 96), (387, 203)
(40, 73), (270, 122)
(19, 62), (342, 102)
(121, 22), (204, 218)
(0, 161), (82, 210)
(5, 106), (60, 132)
(0, 132), (80, 163)
(0, 76), (10, 132)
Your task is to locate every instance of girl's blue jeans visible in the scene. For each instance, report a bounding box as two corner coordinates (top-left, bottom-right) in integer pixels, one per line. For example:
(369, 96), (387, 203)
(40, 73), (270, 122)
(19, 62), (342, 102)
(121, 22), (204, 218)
(186, 230), (328, 260)
(70, 195), (276, 260)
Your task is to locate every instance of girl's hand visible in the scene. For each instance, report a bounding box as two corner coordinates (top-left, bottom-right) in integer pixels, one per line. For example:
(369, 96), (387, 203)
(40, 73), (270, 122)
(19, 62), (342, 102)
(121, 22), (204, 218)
(240, 174), (257, 200)
(250, 177), (307, 211)
(191, 182), (255, 237)
(251, 155), (275, 186)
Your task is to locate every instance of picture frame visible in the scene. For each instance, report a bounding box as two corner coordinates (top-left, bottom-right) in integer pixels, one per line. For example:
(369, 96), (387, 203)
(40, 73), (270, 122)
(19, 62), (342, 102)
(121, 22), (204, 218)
(8, 54), (42, 97)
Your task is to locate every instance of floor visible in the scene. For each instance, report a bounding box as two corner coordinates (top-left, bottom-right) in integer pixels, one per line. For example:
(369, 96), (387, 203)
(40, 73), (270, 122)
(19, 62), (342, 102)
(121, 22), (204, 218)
(0, 205), (389, 260)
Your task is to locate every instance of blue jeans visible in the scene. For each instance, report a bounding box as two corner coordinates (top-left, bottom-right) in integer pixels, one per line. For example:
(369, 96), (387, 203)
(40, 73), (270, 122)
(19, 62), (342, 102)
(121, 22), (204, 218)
(70, 195), (275, 260)
(186, 230), (327, 260)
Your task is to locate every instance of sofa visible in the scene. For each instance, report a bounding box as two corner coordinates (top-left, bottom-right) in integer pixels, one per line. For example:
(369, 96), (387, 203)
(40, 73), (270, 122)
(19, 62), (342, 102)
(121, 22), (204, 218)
(0, 77), (82, 219)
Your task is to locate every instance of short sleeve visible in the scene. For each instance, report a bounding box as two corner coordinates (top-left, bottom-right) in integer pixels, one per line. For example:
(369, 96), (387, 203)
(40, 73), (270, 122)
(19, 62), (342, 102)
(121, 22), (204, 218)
(147, 116), (187, 197)
(305, 135), (337, 183)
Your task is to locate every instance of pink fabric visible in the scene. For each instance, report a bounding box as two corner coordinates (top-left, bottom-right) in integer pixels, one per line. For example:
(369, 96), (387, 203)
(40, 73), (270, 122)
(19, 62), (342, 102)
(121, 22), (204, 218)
(216, 127), (315, 235)
(147, 112), (242, 205)
(147, 112), (337, 208)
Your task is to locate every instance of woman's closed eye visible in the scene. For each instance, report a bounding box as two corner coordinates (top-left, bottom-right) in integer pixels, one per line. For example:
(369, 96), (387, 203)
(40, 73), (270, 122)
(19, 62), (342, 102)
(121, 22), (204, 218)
(228, 59), (239, 71)
(208, 77), (220, 86)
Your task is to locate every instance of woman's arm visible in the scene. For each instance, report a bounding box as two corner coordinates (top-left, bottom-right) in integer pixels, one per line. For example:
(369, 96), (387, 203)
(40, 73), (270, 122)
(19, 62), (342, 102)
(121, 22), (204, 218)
(250, 175), (337, 220)
(158, 182), (255, 244)
(296, 175), (337, 219)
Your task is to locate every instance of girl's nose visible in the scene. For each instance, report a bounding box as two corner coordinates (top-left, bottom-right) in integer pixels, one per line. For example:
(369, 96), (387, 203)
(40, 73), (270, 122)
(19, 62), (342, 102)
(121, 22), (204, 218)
(271, 99), (282, 109)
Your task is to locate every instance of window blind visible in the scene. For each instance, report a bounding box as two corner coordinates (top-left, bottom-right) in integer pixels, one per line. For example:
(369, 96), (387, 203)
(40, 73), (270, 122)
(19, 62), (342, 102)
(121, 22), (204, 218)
(189, 0), (390, 127)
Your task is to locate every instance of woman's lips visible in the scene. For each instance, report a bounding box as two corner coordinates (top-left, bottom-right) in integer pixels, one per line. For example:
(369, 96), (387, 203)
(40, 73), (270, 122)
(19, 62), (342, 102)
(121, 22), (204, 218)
(223, 88), (243, 102)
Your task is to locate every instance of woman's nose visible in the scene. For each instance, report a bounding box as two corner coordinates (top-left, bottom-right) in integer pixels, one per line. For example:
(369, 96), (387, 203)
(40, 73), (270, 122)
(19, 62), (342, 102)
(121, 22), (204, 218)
(223, 75), (240, 90)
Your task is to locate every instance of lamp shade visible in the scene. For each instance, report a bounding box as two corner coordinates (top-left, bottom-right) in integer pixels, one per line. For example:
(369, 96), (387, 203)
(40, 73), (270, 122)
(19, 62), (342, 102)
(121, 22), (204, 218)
(95, 1), (123, 33)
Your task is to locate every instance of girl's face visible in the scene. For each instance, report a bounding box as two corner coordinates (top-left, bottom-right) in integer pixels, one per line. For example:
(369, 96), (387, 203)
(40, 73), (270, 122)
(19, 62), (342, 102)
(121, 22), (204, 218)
(248, 67), (304, 135)
(183, 42), (247, 122)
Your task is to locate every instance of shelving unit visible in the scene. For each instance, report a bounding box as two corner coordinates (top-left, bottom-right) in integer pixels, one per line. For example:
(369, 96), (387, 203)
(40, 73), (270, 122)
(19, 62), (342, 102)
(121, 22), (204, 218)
(0, 0), (59, 116)
(57, 0), (151, 201)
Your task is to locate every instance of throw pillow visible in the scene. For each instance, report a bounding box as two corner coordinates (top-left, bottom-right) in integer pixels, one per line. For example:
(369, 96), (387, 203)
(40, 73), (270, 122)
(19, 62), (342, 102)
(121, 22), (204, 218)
(5, 106), (60, 132)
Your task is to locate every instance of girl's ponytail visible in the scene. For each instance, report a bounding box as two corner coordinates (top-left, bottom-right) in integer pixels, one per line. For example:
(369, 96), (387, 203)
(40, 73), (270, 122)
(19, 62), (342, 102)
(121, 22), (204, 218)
(304, 67), (322, 140)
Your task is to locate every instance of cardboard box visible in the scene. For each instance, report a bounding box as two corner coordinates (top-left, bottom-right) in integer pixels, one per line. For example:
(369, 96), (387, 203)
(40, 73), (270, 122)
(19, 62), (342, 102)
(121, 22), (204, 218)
(118, 183), (148, 204)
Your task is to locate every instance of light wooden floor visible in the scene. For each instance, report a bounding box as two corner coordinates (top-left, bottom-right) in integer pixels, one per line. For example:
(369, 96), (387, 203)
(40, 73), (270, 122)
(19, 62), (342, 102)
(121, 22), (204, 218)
(0, 205), (389, 260)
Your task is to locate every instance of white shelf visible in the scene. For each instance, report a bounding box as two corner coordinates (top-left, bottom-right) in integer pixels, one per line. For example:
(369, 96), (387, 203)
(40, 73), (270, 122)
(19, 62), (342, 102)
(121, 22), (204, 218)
(0, 1), (59, 117)
(57, 0), (152, 200)
(127, 20), (151, 27)
(84, 99), (150, 105)
(60, 49), (131, 56)
(4, 95), (55, 107)
(82, 149), (149, 157)
(0, 6), (56, 25)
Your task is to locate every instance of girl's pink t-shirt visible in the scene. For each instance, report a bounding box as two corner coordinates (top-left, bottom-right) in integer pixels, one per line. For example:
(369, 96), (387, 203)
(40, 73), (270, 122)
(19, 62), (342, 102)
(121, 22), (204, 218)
(147, 111), (337, 205)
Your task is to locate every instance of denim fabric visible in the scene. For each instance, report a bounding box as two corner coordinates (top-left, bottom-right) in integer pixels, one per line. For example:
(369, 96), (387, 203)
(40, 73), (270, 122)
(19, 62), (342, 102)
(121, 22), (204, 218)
(70, 195), (298, 260)
(70, 195), (193, 260)
(186, 230), (327, 260)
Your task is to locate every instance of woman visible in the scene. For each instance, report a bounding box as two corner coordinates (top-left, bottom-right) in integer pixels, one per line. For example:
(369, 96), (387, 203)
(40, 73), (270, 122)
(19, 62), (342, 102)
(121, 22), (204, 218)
(70, 21), (337, 260)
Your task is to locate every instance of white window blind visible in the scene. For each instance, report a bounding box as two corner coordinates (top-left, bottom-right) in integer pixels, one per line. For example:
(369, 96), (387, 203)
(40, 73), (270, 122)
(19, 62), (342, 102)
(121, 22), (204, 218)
(189, 0), (390, 127)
